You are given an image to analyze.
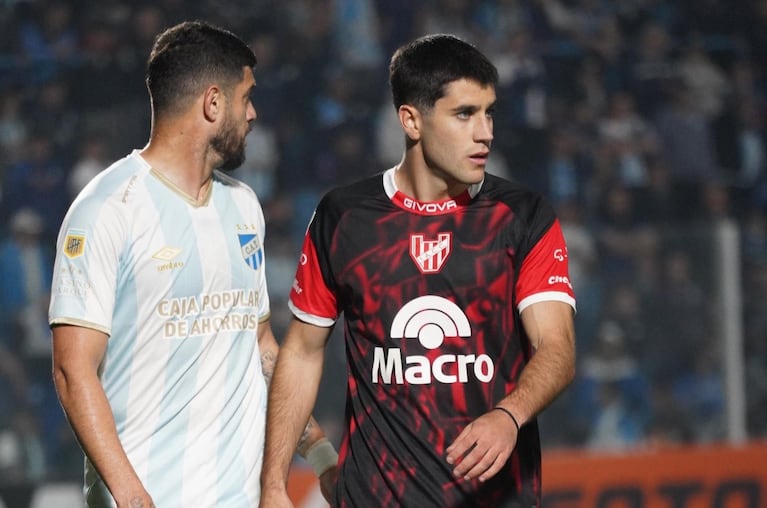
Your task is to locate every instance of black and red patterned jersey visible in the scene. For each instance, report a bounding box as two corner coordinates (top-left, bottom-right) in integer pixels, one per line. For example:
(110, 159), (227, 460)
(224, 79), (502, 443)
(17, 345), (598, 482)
(289, 168), (576, 508)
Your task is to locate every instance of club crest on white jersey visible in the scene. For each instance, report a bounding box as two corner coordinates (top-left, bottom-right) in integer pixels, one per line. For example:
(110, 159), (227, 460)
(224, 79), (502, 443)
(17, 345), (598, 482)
(239, 233), (263, 270)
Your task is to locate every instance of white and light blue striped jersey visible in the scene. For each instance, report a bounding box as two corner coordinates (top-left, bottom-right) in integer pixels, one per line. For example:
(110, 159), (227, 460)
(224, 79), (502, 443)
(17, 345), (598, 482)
(49, 151), (270, 507)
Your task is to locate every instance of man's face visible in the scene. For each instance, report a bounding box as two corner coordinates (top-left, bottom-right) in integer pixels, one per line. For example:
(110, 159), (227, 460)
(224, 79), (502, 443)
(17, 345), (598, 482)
(212, 67), (256, 172)
(418, 78), (495, 186)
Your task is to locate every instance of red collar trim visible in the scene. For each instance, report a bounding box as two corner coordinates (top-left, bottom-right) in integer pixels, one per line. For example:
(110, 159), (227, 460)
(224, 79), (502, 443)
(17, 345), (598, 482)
(391, 190), (472, 215)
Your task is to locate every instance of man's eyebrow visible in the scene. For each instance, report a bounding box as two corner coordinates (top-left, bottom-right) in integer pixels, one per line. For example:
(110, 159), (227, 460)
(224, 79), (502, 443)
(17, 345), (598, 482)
(450, 104), (480, 113)
(450, 101), (497, 113)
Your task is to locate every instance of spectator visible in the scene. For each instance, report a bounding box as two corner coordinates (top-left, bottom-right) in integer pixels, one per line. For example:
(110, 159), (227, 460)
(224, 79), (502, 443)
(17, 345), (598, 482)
(539, 0), (615, 53)
(672, 343), (726, 442)
(741, 229), (767, 437)
(26, 79), (80, 162)
(645, 377), (696, 446)
(16, 1), (79, 84)
(329, 0), (384, 99)
(492, 27), (550, 187)
(67, 137), (110, 201)
(647, 248), (710, 378)
(0, 406), (47, 484)
(697, 180), (735, 222)
(0, 88), (27, 167)
(633, 156), (686, 222)
(557, 199), (601, 346)
(418, 0), (478, 43)
(597, 90), (660, 187)
(372, 89), (404, 168)
(0, 208), (52, 369)
(595, 183), (659, 283)
(676, 35), (730, 120)
(571, 55), (609, 119)
(545, 127), (594, 205)
(2, 131), (69, 242)
(627, 21), (677, 117)
(600, 281), (650, 361)
(654, 81), (720, 187)
(0, 344), (27, 429)
(576, 320), (649, 450)
(313, 121), (377, 189)
(713, 60), (766, 188)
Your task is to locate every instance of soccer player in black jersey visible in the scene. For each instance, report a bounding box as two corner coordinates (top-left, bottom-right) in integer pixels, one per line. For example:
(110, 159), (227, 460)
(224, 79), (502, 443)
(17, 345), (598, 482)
(260, 34), (576, 508)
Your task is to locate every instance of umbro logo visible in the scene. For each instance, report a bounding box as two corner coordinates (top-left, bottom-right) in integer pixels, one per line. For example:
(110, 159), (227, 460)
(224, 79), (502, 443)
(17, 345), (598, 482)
(152, 246), (182, 261)
(152, 246), (184, 272)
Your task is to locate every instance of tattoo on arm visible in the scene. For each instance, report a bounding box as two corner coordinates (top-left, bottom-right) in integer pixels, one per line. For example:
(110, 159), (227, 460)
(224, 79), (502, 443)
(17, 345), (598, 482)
(260, 347), (316, 453)
(298, 418), (315, 453)
(261, 350), (276, 387)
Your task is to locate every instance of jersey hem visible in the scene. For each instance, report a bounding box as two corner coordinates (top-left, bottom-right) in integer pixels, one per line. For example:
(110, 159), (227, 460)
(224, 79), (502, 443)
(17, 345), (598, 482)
(518, 291), (576, 314)
(288, 300), (336, 328)
(49, 317), (111, 336)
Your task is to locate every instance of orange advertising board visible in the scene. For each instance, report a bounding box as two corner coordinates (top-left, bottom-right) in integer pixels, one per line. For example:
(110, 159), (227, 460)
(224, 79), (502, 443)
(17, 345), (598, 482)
(542, 443), (767, 508)
(287, 442), (767, 507)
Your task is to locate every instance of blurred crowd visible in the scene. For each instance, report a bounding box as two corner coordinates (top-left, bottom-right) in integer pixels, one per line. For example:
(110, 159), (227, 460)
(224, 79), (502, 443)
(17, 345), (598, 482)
(1, 0), (767, 488)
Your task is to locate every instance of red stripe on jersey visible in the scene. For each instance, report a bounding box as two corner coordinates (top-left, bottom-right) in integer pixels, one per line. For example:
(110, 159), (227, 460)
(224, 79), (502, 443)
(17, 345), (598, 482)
(516, 219), (575, 303)
(290, 233), (337, 320)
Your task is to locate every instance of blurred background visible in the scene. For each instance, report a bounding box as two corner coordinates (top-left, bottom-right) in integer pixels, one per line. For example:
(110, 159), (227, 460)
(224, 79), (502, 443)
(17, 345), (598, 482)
(0, 0), (766, 506)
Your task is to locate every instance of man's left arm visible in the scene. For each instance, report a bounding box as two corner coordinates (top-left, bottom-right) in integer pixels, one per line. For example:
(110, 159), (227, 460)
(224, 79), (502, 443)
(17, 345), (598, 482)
(446, 300), (576, 482)
(257, 320), (338, 501)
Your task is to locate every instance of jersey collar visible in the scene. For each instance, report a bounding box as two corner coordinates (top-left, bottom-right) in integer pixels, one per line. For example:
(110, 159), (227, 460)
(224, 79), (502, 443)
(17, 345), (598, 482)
(383, 167), (482, 216)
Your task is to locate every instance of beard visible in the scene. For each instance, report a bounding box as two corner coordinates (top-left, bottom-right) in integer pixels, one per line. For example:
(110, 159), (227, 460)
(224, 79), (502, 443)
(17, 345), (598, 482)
(211, 114), (247, 172)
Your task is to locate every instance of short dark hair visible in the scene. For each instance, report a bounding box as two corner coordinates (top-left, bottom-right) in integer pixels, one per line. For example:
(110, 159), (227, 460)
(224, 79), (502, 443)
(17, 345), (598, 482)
(146, 20), (257, 117)
(389, 34), (498, 112)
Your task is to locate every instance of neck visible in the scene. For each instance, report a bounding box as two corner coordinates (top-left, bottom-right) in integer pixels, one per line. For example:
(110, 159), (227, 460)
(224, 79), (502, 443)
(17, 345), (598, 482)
(141, 127), (217, 203)
(141, 144), (213, 203)
(394, 155), (469, 202)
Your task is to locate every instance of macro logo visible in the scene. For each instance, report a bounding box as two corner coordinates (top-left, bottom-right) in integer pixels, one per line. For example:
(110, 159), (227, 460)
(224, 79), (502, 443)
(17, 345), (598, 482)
(372, 295), (494, 385)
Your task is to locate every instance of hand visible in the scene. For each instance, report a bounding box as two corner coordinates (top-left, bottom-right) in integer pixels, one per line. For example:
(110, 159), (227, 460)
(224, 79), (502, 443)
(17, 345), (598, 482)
(258, 485), (295, 508)
(445, 409), (519, 483)
(318, 465), (338, 503)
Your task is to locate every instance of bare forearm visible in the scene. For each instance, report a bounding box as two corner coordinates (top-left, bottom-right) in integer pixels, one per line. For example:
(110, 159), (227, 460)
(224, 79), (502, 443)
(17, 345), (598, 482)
(261, 337), (326, 490)
(54, 367), (149, 505)
(498, 338), (575, 425)
(259, 324), (327, 459)
(499, 301), (576, 425)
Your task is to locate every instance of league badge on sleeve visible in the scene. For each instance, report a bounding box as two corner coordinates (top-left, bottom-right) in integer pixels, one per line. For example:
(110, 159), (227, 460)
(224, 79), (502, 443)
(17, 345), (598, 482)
(239, 233), (263, 270)
(63, 229), (86, 259)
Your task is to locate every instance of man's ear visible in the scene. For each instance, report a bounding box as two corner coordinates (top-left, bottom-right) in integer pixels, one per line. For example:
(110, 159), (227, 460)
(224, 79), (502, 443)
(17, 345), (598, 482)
(398, 105), (421, 141)
(203, 85), (222, 122)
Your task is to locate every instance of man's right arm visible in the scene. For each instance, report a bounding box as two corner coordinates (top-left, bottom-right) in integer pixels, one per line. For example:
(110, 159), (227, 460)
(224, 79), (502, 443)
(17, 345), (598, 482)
(52, 324), (154, 508)
(259, 317), (333, 507)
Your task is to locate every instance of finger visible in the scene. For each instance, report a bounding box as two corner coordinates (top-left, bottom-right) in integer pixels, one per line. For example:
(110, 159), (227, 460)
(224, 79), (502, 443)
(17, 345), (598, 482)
(477, 452), (508, 482)
(445, 425), (476, 465)
(451, 441), (493, 479)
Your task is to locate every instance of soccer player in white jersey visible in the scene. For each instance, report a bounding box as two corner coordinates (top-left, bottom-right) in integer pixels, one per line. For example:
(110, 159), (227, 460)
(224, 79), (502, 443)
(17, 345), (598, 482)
(49, 21), (337, 508)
